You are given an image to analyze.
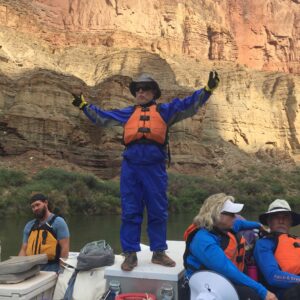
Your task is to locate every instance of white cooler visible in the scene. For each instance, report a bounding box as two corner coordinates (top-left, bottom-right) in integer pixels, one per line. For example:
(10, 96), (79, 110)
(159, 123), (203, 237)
(104, 241), (186, 300)
(0, 271), (57, 300)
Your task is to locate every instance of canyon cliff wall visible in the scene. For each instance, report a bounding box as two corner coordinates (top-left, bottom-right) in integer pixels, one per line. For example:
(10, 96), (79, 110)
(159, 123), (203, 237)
(0, 0), (299, 178)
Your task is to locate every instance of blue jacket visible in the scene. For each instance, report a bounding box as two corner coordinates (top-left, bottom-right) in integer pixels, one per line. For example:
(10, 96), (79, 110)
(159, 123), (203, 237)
(83, 89), (210, 164)
(185, 220), (267, 300)
(254, 236), (300, 296)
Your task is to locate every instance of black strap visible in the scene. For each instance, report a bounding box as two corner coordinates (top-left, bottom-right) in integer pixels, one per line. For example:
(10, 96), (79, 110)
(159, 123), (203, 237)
(138, 127), (151, 133)
(238, 243), (245, 250)
(167, 142), (171, 168)
(48, 214), (57, 226)
(140, 115), (150, 121)
(236, 255), (244, 263)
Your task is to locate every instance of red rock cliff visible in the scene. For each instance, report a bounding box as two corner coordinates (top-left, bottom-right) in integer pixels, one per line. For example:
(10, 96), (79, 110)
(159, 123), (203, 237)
(0, 0), (299, 177)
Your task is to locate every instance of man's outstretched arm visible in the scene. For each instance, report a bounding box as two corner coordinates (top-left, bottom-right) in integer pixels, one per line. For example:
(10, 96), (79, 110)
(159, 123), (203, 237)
(71, 93), (133, 127)
(161, 71), (220, 126)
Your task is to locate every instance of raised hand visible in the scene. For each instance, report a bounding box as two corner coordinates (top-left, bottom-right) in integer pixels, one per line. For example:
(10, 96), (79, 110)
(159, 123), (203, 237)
(72, 93), (88, 110)
(204, 71), (220, 93)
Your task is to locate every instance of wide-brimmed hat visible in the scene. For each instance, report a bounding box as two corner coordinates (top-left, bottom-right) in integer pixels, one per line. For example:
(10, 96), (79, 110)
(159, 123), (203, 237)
(259, 199), (300, 226)
(129, 74), (161, 99)
(189, 271), (239, 300)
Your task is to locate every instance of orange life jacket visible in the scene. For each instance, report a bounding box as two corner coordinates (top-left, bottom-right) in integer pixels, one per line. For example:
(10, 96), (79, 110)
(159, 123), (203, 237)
(225, 231), (246, 272)
(123, 104), (167, 146)
(26, 215), (60, 262)
(274, 233), (300, 274)
(183, 224), (246, 272)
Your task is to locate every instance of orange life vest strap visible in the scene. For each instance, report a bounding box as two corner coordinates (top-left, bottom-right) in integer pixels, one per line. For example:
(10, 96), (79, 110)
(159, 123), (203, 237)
(224, 231), (246, 272)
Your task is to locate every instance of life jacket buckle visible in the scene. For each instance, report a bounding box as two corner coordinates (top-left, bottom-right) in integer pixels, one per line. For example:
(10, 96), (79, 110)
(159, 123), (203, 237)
(140, 115), (150, 121)
(293, 242), (300, 248)
(42, 231), (48, 245)
(138, 127), (151, 133)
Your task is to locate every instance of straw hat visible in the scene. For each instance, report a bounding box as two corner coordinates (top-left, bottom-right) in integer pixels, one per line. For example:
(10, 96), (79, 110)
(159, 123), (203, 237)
(259, 199), (300, 226)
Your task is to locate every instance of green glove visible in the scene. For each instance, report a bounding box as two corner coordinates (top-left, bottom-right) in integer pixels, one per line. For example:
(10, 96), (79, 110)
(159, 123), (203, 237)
(204, 71), (220, 93)
(72, 93), (88, 110)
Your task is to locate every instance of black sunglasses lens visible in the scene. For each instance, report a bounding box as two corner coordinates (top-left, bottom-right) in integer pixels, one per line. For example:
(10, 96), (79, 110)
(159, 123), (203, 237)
(135, 85), (152, 92)
(222, 212), (235, 217)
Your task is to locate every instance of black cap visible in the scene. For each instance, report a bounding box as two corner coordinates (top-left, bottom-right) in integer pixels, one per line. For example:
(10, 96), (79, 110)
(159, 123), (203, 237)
(129, 74), (161, 99)
(30, 193), (47, 203)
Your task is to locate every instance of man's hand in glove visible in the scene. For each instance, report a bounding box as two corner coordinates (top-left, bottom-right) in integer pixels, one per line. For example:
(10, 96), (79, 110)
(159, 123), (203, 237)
(204, 71), (220, 93)
(72, 93), (88, 110)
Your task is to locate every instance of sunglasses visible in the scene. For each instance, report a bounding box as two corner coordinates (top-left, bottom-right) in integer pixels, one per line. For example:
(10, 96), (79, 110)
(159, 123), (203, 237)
(134, 84), (154, 92)
(221, 212), (235, 217)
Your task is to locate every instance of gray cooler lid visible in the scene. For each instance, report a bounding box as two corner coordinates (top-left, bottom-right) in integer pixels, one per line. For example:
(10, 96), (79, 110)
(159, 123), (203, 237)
(0, 255), (47, 275)
(0, 265), (40, 284)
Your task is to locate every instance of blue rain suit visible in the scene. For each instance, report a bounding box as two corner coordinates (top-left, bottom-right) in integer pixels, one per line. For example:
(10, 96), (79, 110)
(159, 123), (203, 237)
(83, 89), (211, 252)
(185, 219), (267, 300)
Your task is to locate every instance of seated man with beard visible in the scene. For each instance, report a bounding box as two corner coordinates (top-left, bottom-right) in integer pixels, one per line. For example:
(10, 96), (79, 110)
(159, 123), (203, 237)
(18, 193), (70, 272)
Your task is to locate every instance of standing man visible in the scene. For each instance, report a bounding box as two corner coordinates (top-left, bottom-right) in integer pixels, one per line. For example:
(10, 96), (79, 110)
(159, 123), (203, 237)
(72, 71), (219, 271)
(19, 193), (70, 272)
(254, 199), (300, 300)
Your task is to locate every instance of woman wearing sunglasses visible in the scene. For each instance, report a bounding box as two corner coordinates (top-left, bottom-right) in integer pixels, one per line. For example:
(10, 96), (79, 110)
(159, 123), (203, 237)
(72, 71), (219, 272)
(184, 193), (277, 300)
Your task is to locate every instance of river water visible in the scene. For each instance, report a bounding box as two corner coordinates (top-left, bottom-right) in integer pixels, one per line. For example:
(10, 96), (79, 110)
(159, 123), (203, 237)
(1, 213), (300, 261)
(0, 213), (194, 261)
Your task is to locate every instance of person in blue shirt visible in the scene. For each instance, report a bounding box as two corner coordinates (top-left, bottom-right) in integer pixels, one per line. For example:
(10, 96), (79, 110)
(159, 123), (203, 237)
(184, 193), (277, 300)
(72, 71), (219, 271)
(19, 193), (70, 273)
(254, 199), (300, 300)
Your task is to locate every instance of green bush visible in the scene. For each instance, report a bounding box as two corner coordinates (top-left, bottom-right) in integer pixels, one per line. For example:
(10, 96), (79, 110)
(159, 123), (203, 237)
(1, 165), (300, 216)
(0, 169), (27, 187)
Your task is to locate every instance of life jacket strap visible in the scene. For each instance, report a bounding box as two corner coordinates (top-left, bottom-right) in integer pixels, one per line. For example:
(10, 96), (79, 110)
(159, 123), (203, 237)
(237, 244), (245, 250)
(138, 127), (151, 133)
(140, 115), (150, 121)
(236, 255), (244, 263)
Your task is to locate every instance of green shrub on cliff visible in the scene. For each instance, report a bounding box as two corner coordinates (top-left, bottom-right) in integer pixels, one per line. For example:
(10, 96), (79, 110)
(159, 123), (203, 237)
(0, 169), (27, 187)
(1, 166), (300, 216)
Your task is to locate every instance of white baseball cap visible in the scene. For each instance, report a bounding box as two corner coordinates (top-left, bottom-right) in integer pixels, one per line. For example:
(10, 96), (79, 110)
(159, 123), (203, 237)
(221, 199), (244, 214)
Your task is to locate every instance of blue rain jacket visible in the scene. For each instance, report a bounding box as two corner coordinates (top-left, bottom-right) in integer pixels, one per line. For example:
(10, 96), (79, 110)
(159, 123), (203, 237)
(254, 236), (300, 298)
(185, 219), (267, 300)
(83, 89), (210, 164)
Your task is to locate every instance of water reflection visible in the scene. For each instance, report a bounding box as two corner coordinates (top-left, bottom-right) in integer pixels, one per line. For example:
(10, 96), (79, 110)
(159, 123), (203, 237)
(1, 212), (299, 261)
(1, 214), (192, 260)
